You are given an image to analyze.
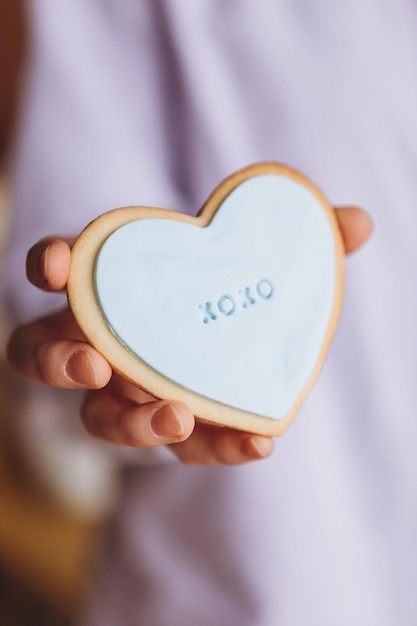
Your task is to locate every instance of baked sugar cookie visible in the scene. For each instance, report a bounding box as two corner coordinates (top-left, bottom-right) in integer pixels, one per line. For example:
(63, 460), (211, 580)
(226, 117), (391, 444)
(67, 163), (344, 436)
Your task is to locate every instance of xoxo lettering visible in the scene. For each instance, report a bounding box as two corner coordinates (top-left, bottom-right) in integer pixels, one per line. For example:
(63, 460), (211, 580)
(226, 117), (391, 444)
(198, 279), (274, 324)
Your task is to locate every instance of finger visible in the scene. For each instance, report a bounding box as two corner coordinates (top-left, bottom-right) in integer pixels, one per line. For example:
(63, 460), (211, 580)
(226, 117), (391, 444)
(171, 422), (274, 465)
(82, 383), (273, 463)
(335, 206), (373, 254)
(7, 308), (112, 389)
(82, 386), (195, 447)
(26, 237), (75, 291)
(106, 377), (274, 463)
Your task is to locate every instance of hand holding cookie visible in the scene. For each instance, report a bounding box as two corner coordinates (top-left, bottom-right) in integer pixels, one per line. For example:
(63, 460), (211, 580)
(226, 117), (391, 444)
(7, 164), (372, 464)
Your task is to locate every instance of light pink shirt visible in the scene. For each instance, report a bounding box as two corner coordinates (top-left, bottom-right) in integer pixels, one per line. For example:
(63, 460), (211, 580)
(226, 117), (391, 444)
(3, 1), (417, 624)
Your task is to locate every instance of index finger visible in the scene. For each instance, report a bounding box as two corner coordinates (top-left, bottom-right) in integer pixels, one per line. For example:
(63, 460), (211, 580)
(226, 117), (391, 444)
(26, 237), (75, 291)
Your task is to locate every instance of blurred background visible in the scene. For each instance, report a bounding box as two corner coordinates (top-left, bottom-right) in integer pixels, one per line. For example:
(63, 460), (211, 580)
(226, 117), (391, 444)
(0, 5), (103, 622)
(0, 171), (114, 625)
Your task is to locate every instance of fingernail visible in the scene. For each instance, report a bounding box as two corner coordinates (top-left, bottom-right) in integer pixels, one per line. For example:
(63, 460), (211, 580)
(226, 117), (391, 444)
(150, 404), (185, 440)
(241, 437), (273, 460)
(39, 245), (50, 282)
(28, 244), (50, 287)
(65, 350), (99, 387)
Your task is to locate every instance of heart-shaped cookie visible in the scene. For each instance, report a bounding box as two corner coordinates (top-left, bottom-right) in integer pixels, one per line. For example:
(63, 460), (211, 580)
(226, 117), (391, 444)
(67, 163), (344, 436)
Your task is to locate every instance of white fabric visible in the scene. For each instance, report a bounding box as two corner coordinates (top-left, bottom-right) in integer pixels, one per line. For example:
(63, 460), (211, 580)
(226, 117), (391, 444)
(2, 1), (417, 624)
